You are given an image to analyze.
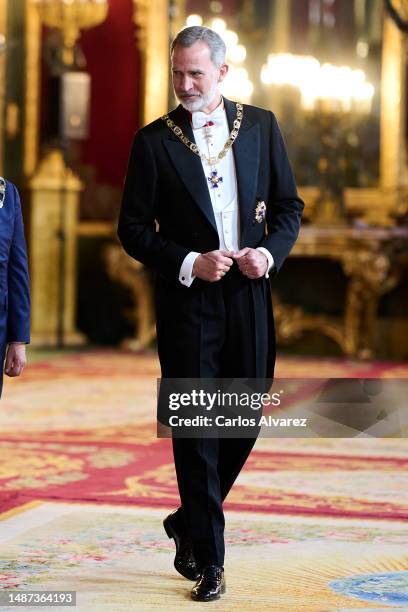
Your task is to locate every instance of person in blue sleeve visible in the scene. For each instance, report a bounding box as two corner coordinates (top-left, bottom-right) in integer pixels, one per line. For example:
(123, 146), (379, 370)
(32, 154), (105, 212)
(0, 177), (30, 397)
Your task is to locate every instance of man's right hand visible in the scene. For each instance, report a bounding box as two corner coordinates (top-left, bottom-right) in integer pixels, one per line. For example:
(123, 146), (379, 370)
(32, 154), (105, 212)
(193, 250), (234, 282)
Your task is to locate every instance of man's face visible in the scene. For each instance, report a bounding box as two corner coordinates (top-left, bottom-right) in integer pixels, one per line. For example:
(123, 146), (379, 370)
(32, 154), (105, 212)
(171, 41), (228, 112)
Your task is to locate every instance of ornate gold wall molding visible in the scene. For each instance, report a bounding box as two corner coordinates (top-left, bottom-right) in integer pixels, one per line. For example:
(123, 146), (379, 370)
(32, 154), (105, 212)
(28, 149), (85, 346)
(24, 0), (41, 178)
(133, 0), (148, 50)
(0, 0), (7, 175)
(133, 0), (169, 125)
(380, 12), (408, 193)
(169, 0), (186, 40)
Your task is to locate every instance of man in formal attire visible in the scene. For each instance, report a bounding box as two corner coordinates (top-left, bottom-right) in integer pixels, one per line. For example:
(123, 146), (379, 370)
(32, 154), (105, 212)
(0, 178), (30, 398)
(118, 26), (304, 601)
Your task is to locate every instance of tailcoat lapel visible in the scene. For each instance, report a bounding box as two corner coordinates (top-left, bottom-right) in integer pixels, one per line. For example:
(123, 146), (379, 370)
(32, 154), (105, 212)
(162, 99), (261, 239)
(224, 97), (260, 238)
(163, 105), (217, 234)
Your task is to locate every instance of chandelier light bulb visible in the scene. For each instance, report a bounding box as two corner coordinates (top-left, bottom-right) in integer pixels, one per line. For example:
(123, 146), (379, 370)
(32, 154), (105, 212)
(211, 18), (227, 33)
(186, 14), (203, 27)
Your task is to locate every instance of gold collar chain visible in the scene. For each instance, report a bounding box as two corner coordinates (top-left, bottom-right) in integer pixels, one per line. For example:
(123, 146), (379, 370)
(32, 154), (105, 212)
(161, 103), (243, 166)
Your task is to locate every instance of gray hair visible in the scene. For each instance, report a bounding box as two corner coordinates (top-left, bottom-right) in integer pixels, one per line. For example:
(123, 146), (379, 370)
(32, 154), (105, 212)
(170, 26), (226, 69)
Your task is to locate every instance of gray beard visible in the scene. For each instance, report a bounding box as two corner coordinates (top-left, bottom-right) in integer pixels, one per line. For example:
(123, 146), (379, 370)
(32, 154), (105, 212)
(176, 83), (220, 113)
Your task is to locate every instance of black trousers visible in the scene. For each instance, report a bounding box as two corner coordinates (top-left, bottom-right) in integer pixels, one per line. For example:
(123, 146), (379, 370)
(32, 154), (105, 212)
(161, 263), (270, 568)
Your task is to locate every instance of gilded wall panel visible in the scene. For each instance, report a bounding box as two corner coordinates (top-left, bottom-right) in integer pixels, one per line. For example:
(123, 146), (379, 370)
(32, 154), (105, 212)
(0, 0), (7, 174)
(133, 0), (169, 125)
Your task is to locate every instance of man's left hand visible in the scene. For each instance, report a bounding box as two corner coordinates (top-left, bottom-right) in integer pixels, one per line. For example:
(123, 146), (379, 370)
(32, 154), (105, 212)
(232, 248), (268, 279)
(4, 343), (27, 377)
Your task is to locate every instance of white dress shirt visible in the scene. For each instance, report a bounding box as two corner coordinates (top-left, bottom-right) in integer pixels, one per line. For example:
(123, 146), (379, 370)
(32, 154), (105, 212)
(179, 104), (274, 287)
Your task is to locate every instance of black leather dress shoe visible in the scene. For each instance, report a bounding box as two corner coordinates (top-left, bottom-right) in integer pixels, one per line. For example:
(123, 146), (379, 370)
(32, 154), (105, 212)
(163, 510), (200, 581)
(191, 565), (226, 602)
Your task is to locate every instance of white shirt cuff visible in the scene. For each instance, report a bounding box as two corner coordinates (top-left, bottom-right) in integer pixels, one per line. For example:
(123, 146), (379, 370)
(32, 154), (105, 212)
(256, 247), (274, 279)
(179, 251), (201, 287)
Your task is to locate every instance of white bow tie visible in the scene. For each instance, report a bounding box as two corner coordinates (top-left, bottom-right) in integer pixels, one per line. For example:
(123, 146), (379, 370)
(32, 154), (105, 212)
(191, 106), (225, 130)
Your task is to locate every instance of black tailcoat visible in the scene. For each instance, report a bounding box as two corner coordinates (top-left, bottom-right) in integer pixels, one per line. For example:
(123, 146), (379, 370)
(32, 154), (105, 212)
(118, 97), (304, 568)
(118, 97), (304, 378)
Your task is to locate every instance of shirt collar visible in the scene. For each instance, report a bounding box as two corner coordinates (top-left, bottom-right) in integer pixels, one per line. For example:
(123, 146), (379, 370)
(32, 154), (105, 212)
(184, 96), (225, 126)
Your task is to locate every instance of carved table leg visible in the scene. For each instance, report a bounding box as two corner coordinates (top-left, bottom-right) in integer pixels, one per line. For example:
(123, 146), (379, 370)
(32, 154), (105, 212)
(343, 277), (362, 357)
(103, 243), (156, 350)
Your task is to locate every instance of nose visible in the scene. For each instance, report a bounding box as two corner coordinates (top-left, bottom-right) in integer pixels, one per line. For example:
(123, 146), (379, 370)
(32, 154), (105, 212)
(180, 74), (193, 92)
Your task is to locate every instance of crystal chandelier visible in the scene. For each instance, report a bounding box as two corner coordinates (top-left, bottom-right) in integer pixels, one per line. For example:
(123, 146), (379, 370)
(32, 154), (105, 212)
(34, 0), (109, 65)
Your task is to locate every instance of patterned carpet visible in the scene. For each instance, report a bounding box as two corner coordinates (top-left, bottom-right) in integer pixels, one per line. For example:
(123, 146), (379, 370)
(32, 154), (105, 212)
(1, 502), (408, 611)
(0, 349), (407, 610)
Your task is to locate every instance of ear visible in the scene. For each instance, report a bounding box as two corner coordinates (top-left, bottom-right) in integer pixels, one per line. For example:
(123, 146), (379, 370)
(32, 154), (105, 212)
(218, 63), (229, 83)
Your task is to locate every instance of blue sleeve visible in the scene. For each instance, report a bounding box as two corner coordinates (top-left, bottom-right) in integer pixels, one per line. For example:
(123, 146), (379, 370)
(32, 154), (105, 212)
(7, 184), (30, 343)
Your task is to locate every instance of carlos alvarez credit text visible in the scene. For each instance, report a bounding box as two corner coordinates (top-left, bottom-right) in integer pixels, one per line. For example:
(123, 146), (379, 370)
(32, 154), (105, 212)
(166, 389), (308, 428)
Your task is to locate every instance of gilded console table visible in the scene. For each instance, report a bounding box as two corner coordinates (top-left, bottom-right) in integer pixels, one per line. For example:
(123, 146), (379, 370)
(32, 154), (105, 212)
(103, 241), (156, 351)
(274, 226), (408, 359)
(77, 222), (156, 350)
